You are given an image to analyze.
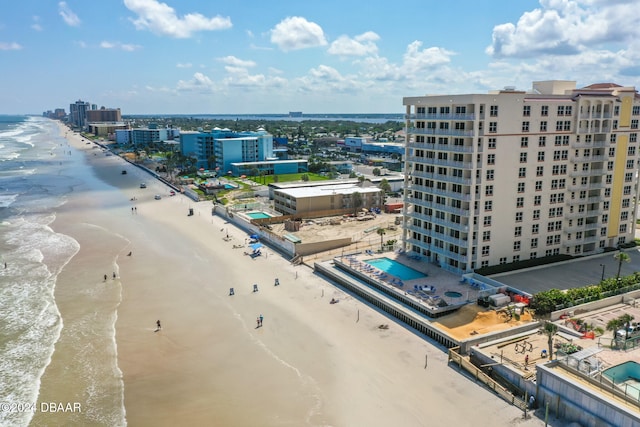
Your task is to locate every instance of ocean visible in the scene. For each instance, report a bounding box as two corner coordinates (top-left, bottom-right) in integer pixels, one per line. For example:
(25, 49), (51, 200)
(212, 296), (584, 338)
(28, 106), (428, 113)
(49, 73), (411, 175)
(0, 116), (125, 426)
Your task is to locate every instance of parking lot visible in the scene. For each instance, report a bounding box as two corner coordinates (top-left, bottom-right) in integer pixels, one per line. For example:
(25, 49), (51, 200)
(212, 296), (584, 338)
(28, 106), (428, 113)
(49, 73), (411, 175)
(493, 248), (640, 295)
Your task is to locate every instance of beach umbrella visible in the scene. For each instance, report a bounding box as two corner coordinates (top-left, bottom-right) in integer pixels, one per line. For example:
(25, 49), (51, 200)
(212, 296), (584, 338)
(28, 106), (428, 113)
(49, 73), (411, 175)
(250, 243), (263, 251)
(249, 234), (259, 240)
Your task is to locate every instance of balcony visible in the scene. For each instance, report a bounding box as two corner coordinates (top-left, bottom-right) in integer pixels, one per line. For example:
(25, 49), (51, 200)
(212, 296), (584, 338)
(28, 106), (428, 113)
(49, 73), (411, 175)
(405, 113), (476, 121)
(407, 156), (473, 169)
(407, 127), (475, 138)
(407, 141), (475, 153)
(411, 170), (472, 186)
(571, 140), (610, 149)
(570, 155), (606, 163)
(568, 168), (605, 178)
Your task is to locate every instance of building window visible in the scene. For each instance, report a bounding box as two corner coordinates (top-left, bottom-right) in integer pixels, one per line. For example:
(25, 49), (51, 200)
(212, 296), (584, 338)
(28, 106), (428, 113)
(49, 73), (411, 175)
(631, 133), (637, 143)
(515, 212), (523, 222)
(532, 224), (539, 234)
(534, 195), (541, 205)
(518, 167), (526, 178)
(520, 152), (527, 163)
(516, 197), (524, 208)
(540, 121), (547, 132)
(482, 231), (491, 241)
(536, 166), (544, 176)
(533, 210), (540, 220)
(482, 246), (490, 256)
(517, 182), (525, 193)
(489, 122), (497, 133)
(483, 216), (492, 226)
(538, 136), (546, 147)
(486, 169), (494, 180)
(632, 119), (639, 129)
(499, 257), (508, 265)
(485, 185), (493, 196)
(514, 226), (522, 237)
(484, 200), (493, 211)
(537, 151), (545, 162)
(522, 121), (530, 132)
(490, 105), (498, 117)
(521, 137), (529, 148)
(488, 137), (496, 149)
(541, 105), (549, 116)
(514, 241), (521, 251)
(555, 121), (563, 131)
(531, 238), (538, 248)
(487, 154), (495, 165)
(523, 105), (531, 117)
(535, 181), (542, 191)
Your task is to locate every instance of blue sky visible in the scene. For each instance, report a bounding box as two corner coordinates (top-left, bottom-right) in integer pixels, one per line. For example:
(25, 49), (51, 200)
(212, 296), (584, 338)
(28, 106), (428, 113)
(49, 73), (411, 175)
(2, 0), (639, 115)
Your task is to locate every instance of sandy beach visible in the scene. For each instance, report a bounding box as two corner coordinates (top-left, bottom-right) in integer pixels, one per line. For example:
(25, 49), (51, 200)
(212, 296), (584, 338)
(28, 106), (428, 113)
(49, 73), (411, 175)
(33, 124), (552, 426)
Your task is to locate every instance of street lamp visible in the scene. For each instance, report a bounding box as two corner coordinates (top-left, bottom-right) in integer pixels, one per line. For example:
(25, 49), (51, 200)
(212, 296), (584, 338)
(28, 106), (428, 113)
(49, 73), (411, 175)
(600, 264), (605, 282)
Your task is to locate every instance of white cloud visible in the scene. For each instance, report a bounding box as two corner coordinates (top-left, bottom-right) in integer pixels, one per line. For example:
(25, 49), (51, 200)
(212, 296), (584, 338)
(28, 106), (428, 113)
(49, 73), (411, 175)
(270, 16), (327, 51)
(176, 72), (216, 93)
(31, 16), (43, 32)
(217, 56), (256, 68)
(403, 41), (454, 72)
(100, 41), (141, 51)
(176, 62), (192, 68)
(487, 0), (640, 58)
(0, 42), (22, 51)
(59, 2), (80, 27)
(328, 31), (380, 57)
(124, 0), (232, 38)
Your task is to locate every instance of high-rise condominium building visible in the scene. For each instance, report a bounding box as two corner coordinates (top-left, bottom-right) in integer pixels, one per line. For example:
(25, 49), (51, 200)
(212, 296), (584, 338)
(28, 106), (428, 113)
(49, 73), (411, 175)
(403, 81), (640, 274)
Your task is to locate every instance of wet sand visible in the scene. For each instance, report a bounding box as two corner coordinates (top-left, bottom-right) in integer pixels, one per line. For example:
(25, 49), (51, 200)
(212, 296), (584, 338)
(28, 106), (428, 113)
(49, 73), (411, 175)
(41, 124), (549, 426)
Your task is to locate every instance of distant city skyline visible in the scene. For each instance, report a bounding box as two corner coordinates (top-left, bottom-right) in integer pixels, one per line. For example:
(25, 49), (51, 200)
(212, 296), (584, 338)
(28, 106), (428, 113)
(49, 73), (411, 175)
(2, 1), (640, 115)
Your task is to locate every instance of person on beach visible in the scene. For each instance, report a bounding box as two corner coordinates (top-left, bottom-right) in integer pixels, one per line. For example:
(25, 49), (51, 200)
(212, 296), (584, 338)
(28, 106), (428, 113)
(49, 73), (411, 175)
(257, 317), (261, 328)
(259, 314), (264, 326)
(104, 274), (107, 281)
(113, 272), (116, 279)
(156, 320), (161, 331)
(127, 251), (132, 256)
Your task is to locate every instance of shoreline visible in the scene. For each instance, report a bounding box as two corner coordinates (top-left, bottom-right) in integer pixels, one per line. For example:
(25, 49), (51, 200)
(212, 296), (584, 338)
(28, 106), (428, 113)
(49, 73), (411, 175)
(39, 122), (547, 426)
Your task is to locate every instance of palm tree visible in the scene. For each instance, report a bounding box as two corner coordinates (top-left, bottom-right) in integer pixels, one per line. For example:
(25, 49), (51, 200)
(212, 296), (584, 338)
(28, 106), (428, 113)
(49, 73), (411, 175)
(614, 251), (631, 280)
(606, 318), (624, 340)
(377, 228), (386, 251)
(542, 321), (558, 361)
(619, 313), (635, 340)
(352, 192), (363, 215)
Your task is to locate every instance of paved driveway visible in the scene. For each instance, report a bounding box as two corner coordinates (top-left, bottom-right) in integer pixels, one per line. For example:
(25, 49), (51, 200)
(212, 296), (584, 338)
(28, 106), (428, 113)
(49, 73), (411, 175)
(491, 248), (640, 295)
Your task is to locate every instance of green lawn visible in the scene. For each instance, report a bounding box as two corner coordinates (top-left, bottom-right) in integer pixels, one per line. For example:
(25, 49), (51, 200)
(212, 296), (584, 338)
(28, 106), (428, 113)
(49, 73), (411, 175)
(250, 173), (329, 185)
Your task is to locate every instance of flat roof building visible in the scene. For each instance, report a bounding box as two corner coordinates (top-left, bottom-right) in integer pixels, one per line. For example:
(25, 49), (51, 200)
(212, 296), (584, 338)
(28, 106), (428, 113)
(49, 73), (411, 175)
(403, 81), (640, 274)
(273, 183), (383, 216)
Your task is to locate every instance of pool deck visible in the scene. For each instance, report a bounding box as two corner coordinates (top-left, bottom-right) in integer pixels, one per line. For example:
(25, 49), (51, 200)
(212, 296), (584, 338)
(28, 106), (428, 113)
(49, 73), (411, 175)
(339, 251), (481, 310)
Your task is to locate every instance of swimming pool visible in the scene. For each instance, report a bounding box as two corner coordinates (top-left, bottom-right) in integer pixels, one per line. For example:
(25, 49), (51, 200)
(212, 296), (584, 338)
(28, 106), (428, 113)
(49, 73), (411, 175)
(602, 361), (640, 399)
(365, 257), (426, 281)
(246, 211), (272, 219)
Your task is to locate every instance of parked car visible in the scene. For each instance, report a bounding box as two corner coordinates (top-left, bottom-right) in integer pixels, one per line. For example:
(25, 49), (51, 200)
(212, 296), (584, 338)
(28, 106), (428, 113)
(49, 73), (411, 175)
(616, 325), (640, 339)
(169, 190), (176, 196)
(140, 183), (147, 188)
(154, 194), (161, 200)
(121, 170), (127, 175)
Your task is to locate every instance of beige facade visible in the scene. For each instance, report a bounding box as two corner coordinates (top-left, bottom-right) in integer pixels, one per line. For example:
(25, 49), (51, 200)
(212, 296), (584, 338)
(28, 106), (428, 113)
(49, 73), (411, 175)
(403, 81), (640, 274)
(273, 183), (383, 216)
